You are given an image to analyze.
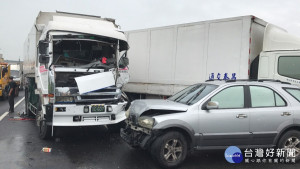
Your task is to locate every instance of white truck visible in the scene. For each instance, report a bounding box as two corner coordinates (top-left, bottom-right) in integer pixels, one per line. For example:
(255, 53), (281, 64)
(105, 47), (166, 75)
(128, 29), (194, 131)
(124, 15), (300, 100)
(23, 11), (130, 139)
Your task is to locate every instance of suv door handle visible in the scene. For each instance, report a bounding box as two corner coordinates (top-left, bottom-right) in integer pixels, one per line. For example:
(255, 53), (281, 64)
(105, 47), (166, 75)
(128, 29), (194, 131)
(281, 112), (292, 116)
(236, 114), (247, 118)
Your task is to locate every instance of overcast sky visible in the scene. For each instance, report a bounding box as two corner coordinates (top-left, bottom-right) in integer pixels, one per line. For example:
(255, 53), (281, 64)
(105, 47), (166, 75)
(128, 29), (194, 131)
(0, 0), (300, 61)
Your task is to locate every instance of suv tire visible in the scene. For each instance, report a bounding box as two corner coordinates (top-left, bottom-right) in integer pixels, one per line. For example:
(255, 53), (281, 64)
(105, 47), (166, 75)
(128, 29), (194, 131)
(150, 131), (188, 168)
(277, 130), (300, 161)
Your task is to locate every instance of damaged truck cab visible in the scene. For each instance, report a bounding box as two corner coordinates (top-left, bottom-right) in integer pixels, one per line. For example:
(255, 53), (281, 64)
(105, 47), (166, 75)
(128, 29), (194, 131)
(23, 11), (129, 139)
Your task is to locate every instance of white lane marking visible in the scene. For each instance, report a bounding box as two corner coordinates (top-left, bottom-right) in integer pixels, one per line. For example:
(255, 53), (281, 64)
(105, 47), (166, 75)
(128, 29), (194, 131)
(14, 97), (25, 108)
(0, 112), (9, 121)
(0, 97), (25, 121)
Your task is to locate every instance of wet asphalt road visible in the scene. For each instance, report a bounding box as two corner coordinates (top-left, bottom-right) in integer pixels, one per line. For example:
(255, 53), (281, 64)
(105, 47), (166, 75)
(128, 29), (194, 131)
(0, 91), (299, 169)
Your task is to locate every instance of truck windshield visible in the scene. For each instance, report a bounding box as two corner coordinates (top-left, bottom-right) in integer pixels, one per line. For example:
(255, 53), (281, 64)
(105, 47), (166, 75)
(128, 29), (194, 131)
(168, 84), (218, 105)
(52, 39), (116, 69)
(278, 56), (300, 80)
(10, 70), (19, 78)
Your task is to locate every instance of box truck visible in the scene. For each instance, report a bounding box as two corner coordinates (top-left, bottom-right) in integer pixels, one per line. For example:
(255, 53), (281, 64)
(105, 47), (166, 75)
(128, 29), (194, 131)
(23, 11), (129, 139)
(124, 15), (300, 100)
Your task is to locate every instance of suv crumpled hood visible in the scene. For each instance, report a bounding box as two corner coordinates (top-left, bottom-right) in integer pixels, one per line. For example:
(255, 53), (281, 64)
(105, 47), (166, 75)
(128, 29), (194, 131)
(130, 99), (188, 116)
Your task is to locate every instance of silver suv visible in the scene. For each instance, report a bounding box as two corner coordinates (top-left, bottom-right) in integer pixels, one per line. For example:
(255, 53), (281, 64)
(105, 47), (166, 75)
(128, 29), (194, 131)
(121, 80), (300, 168)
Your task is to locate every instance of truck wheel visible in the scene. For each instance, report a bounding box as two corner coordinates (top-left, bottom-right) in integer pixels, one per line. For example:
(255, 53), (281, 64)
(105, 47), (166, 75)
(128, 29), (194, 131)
(37, 98), (52, 139)
(277, 130), (300, 161)
(25, 88), (33, 117)
(39, 120), (52, 139)
(150, 131), (188, 168)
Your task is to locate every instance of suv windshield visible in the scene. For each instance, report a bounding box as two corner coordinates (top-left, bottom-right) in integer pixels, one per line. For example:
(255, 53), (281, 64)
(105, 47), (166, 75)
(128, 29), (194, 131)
(168, 84), (218, 105)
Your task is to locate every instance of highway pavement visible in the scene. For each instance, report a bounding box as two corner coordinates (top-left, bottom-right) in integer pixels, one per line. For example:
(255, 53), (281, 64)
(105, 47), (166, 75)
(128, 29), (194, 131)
(0, 91), (299, 169)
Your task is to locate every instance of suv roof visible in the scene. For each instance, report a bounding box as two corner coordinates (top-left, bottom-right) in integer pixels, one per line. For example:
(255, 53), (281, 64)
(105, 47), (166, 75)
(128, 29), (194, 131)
(205, 79), (299, 88)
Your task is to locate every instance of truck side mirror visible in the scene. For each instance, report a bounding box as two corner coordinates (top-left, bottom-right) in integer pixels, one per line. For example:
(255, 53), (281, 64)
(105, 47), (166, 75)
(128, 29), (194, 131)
(119, 52), (129, 69)
(38, 41), (49, 55)
(39, 54), (50, 64)
(206, 101), (219, 110)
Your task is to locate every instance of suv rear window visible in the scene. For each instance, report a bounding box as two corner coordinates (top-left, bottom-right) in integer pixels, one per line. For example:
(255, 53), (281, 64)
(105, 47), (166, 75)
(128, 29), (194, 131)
(284, 88), (300, 102)
(250, 86), (286, 107)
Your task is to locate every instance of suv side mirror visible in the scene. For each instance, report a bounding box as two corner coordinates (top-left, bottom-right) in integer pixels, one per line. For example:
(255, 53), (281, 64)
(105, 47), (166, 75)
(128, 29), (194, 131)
(39, 54), (50, 64)
(119, 52), (129, 69)
(206, 101), (219, 110)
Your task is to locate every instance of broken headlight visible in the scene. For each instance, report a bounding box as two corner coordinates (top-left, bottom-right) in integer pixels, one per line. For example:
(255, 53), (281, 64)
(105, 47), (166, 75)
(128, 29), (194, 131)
(56, 96), (75, 103)
(138, 116), (155, 129)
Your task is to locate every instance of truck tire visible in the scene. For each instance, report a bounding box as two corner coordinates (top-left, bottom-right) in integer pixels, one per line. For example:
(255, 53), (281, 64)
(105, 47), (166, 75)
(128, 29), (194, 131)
(39, 120), (52, 139)
(277, 130), (300, 161)
(150, 131), (188, 168)
(25, 87), (33, 117)
(37, 99), (52, 140)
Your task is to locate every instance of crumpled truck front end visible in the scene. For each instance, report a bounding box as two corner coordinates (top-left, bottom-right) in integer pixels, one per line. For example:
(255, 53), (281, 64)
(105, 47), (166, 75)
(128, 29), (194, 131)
(52, 69), (127, 127)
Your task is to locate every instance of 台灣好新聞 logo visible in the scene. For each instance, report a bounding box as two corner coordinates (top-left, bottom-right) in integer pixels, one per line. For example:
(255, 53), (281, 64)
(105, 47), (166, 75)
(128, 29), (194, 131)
(224, 146), (243, 163)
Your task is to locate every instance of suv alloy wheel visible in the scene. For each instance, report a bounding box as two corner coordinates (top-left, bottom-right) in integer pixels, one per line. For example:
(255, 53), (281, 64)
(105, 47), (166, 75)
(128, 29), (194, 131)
(150, 131), (188, 168)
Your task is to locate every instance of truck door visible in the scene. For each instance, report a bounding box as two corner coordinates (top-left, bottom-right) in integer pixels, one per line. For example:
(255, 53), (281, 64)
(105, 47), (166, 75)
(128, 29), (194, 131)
(274, 52), (300, 85)
(37, 41), (51, 94)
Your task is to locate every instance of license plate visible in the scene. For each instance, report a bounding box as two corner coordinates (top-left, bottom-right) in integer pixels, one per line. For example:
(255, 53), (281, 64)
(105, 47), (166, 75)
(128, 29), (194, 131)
(91, 104), (105, 112)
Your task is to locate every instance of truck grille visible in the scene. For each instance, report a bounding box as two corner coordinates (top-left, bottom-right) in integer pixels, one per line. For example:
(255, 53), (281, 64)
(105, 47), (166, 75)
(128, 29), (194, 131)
(55, 86), (120, 104)
(76, 86), (120, 103)
(81, 95), (115, 100)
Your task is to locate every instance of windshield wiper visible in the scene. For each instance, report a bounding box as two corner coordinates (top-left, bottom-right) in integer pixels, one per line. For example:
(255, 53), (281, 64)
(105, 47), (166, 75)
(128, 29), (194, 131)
(85, 61), (111, 72)
(87, 63), (96, 72)
(185, 87), (206, 105)
(173, 86), (200, 103)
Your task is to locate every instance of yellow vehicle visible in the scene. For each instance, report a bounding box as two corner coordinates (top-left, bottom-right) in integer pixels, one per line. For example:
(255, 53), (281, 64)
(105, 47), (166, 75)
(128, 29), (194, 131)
(0, 62), (10, 100)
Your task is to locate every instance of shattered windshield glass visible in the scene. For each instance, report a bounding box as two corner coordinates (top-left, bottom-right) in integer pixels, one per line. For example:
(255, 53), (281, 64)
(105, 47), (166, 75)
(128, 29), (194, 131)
(168, 84), (218, 105)
(52, 39), (116, 69)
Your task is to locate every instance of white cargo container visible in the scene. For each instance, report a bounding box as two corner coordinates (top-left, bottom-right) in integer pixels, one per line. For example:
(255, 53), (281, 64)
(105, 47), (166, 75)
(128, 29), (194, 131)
(124, 15), (300, 99)
(23, 11), (129, 139)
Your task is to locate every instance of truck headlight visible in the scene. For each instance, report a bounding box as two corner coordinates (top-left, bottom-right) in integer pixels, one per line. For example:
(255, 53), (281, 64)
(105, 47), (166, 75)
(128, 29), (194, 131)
(106, 106), (113, 112)
(56, 96), (75, 103)
(138, 116), (155, 129)
(83, 106), (89, 113)
(125, 109), (130, 118)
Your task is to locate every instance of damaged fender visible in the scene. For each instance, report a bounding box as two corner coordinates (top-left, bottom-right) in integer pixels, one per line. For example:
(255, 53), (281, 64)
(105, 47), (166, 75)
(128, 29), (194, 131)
(129, 99), (188, 116)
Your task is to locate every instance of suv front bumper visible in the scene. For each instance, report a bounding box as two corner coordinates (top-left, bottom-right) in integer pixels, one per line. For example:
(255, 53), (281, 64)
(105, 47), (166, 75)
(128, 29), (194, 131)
(120, 125), (157, 149)
(120, 124), (161, 149)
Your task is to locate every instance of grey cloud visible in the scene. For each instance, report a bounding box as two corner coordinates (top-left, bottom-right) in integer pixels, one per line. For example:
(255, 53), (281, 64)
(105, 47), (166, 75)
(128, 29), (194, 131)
(0, 0), (299, 60)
